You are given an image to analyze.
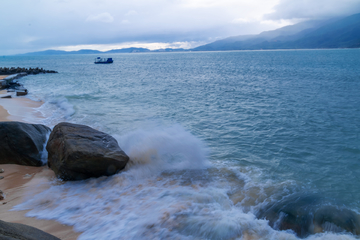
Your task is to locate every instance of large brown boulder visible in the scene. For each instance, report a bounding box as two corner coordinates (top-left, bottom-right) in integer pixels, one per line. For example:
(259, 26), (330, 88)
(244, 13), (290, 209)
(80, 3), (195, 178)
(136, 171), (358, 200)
(0, 122), (50, 166)
(0, 219), (60, 240)
(46, 122), (129, 181)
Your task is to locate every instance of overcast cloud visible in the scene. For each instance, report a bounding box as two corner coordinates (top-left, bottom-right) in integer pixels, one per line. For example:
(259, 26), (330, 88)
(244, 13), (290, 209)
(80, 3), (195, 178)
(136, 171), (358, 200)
(0, 0), (359, 55)
(266, 0), (360, 20)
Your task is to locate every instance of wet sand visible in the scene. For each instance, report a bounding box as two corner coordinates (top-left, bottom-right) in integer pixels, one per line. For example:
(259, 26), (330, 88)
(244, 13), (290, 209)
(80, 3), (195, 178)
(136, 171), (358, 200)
(0, 90), (44, 122)
(0, 75), (9, 80)
(0, 164), (81, 240)
(0, 104), (10, 121)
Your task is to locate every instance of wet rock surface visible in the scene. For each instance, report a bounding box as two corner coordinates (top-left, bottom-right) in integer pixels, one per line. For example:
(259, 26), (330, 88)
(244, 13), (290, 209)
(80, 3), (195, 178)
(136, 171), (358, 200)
(0, 122), (50, 166)
(0, 219), (60, 240)
(46, 122), (129, 181)
(257, 193), (360, 238)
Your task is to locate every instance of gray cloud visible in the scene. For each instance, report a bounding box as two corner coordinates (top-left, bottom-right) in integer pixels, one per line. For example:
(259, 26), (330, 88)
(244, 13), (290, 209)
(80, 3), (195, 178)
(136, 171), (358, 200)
(266, 0), (360, 20)
(0, 0), (359, 55)
(0, 0), (286, 55)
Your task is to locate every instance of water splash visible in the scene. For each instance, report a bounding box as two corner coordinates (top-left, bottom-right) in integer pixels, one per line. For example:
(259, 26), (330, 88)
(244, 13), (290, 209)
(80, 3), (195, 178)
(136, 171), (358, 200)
(115, 125), (210, 174)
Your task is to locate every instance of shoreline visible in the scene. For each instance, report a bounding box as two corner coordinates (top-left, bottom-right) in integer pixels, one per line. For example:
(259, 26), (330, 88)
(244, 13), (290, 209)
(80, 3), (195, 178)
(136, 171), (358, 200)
(0, 90), (44, 123)
(0, 84), (80, 239)
(0, 104), (10, 121)
(0, 164), (81, 240)
(0, 75), (9, 80)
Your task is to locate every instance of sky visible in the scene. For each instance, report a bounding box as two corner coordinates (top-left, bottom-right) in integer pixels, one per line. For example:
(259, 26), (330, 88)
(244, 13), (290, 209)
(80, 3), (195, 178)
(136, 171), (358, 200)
(1, 0), (360, 55)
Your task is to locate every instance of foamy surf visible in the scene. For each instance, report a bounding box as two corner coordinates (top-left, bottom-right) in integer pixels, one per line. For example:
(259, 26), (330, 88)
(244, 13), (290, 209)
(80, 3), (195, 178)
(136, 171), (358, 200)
(13, 126), (359, 240)
(7, 50), (360, 240)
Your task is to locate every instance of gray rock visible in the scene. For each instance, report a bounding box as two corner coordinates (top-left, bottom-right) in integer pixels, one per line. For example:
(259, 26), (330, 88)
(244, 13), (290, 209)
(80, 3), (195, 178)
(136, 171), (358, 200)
(257, 194), (360, 237)
(0, 219), (60, 240)
(46, 122), (129, 181)
(0, 122), (50, 166)
(16, 90), (28, 96)
(1, 95), (11, 98)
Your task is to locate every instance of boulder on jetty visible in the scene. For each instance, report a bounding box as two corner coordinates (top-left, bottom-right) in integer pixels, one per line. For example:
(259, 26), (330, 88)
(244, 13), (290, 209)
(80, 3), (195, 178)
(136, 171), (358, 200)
(46, 122), (129, 181)
(0, 219), (60, 240)
(16, 89), (28, 96)
(0, 122), (50, 166)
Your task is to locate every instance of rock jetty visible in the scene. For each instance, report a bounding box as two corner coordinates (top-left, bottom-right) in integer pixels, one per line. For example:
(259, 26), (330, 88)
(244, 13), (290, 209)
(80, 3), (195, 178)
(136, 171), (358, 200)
(0, 67), (57, 75)
(0, 67), (57, 93)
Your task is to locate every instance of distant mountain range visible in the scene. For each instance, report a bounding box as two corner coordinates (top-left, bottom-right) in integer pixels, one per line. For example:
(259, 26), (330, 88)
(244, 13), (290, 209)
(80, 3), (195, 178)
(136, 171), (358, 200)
(18, 13), (360, 56)
(18, 47), (188, 56)
(193, 12), (360, 51)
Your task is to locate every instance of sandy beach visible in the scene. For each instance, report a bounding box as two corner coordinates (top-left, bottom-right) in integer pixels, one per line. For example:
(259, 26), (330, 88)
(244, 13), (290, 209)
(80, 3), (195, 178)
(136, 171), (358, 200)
(0, 89), (44, 122)
(0, 75), (9, 80)
(0, 88), (80, 239)
(0, 104), (10, 121)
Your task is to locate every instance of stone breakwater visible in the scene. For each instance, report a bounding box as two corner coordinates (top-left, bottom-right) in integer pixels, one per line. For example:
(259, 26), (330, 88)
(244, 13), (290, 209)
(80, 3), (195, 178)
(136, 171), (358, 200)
(0, 67), (57, 75)
(0, 67), (58, 95)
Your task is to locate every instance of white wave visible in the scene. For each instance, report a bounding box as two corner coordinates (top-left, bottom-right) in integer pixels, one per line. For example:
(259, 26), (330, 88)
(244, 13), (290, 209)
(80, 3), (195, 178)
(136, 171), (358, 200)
(50, 97), (75, 119)
(39, 131), (50, 164)
(12, 126), (358, 240)
(13, 165), (358, 240)
(115, 125), (210, 175)
(35, 97), (76, 127)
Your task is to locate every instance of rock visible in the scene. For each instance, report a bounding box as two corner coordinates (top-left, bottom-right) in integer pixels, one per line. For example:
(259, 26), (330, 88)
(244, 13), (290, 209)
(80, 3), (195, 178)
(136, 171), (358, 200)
(1, 95), (12, 98)
(0, 169), (4, 173)
(0, 219), (60, 240)
(257, 194), (360, 237)
(0, 122), (50, 166)
(0, 176), (3, 180)
(46, 122), (129, 181)
(0, 80), (6, 89)
(0, 190), (4, 200)
(16, 89), (28, 96)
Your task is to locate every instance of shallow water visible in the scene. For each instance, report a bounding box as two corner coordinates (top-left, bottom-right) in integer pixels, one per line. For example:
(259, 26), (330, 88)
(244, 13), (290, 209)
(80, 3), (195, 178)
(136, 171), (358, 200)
(2, 49), (360, 239)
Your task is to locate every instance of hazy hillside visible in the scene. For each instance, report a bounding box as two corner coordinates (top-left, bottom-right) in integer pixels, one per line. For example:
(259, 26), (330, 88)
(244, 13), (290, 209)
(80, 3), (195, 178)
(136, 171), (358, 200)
(18, 48), (151, 56)
(193, 13), (360, 51)
(16, 13), (360, 55)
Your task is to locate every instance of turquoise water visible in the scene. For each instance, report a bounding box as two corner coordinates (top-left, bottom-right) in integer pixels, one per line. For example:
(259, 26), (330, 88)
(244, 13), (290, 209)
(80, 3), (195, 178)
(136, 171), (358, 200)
(2, 49), (360, 239)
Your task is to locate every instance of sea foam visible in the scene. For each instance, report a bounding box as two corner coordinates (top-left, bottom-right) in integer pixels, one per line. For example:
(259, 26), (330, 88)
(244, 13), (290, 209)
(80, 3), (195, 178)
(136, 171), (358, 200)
(13, 125), (358, 239)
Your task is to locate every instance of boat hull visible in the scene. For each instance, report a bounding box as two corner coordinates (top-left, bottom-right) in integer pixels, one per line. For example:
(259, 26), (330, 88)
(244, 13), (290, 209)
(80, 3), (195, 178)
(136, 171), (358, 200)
(94, 57), (113, 64)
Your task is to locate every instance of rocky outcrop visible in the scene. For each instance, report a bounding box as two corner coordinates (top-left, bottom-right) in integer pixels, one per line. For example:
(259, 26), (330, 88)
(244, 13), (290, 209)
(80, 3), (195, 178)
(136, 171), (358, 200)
(0, 220), (60, 240)
(257, 194), (360, 237)
(0, 122), (50, 166)
(46, 122), (129, 181)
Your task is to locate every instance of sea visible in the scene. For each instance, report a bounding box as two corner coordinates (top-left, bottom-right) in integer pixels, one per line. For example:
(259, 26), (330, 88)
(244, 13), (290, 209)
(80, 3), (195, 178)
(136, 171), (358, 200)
(1, 49), (360, 240)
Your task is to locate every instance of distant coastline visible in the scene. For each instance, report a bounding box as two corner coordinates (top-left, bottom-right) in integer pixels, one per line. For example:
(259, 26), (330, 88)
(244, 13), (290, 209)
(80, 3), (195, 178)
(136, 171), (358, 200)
(15, 47), (191, 56)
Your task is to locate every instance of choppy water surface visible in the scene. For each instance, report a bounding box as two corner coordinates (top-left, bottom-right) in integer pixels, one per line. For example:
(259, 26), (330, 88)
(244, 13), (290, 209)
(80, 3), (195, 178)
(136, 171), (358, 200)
(2, 49), (360, 239)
